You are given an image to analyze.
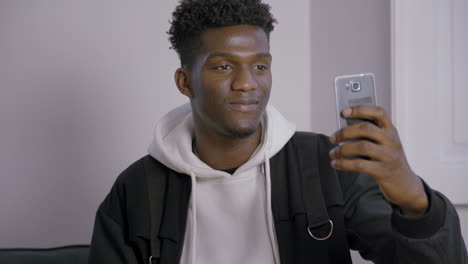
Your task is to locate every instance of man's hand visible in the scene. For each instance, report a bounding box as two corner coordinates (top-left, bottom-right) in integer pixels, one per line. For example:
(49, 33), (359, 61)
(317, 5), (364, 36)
(329, 105), (428, 217)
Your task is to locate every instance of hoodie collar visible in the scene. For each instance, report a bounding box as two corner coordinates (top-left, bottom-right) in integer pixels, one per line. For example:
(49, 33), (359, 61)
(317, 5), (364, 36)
(147, 103), (296, 179)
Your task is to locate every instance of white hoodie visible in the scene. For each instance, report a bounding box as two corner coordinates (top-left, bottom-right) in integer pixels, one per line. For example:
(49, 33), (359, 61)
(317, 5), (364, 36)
(148, 103), (296, 264)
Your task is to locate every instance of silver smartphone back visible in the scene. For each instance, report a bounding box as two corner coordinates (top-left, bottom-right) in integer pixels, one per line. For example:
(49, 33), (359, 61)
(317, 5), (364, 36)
(334, 73), (376, 128)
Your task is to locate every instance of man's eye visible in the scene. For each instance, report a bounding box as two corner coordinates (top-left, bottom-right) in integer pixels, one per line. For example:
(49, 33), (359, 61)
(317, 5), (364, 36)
(254, 65), (268, 71)
(215, 65), (233, 71)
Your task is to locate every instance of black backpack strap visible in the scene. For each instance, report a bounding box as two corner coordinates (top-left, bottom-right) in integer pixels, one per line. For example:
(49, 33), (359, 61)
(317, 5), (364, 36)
(144, 156), (167, 264)
(293, 132), (333, 241)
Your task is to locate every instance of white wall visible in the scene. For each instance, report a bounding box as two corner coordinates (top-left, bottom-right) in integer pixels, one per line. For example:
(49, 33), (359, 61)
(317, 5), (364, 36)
(0, 1), (464, 263)
(0, 0), (183, 247)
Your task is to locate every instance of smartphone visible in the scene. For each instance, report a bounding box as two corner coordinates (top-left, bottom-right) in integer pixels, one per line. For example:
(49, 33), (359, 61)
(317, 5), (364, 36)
(334, 73), (376, 129)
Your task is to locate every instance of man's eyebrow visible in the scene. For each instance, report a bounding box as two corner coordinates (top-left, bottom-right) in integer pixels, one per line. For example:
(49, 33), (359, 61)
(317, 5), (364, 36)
(206, 52), (272, 60)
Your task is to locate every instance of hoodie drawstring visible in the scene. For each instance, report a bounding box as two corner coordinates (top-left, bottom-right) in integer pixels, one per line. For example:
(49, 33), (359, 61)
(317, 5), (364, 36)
(264, 151), (280, 264)
(189, 171), (197, 264)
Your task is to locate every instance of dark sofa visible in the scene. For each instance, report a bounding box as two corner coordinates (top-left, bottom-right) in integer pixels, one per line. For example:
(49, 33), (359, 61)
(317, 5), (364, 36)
(0, 245), (89, 264)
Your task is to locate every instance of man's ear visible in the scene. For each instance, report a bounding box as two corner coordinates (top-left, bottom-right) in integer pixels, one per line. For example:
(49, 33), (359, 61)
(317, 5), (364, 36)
(174, 68), (193, 98)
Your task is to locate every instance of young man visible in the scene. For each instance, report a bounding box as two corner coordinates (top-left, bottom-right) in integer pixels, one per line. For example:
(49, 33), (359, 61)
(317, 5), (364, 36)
(88, 0), (467, 263)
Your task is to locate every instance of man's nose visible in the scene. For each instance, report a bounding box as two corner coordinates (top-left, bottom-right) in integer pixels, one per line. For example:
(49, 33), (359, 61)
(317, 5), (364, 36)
(232, 67), (258, 92)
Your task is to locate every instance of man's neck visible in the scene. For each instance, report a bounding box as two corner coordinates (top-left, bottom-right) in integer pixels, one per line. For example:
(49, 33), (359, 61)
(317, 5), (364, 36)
(193, 126), (262, 171)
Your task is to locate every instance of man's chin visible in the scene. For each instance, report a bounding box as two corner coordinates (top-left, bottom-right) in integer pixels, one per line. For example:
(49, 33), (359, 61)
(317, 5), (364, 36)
(224, 120), (261, 139)
(226, 127), (258, 139)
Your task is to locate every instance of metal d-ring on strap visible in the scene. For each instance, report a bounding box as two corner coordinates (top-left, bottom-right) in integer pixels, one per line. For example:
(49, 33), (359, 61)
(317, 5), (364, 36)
(149, 256), (154, 264)
(307, 219), (334, 241)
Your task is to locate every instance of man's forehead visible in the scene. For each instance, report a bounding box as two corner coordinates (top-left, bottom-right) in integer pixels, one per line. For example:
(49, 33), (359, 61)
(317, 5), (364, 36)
(206, 52), (272, 61)
(199, 25), (270, 51)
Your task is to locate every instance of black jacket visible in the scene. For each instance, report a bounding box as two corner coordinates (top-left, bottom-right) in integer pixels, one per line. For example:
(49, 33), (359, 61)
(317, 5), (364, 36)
(89, 132), (467, 263)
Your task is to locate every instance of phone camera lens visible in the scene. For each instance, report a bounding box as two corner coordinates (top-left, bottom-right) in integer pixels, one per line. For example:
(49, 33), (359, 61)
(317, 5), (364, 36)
(351, 81), (361, 92)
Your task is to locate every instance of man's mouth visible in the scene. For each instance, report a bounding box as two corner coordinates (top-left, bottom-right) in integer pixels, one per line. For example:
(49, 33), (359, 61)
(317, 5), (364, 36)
(228, 98), (260, 112)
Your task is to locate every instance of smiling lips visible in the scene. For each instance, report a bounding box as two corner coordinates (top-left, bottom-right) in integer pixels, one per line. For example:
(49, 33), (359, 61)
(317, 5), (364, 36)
(228, 98), (260, 112)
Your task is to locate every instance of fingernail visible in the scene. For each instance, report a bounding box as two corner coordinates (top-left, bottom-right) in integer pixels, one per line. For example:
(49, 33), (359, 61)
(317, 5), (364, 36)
(329, 148), (336, 158)
(342, 108), (352, 117)
(330, 135), (336, 143)
(331, 160), (337, 168)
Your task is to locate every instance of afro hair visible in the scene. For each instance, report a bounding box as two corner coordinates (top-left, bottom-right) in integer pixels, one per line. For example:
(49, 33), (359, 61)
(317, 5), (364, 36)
(168, 0), (277, 68)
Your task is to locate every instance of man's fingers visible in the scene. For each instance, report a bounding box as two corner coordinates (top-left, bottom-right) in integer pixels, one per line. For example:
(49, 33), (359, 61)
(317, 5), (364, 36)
(330, 158), (384, 178)
(329, 140), (389, 161)
(331, 121), (389, 144)
(342, 105), (393, 130)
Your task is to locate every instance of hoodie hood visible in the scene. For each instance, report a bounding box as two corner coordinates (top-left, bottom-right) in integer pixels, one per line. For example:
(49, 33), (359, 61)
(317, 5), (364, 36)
(147, 103), (296, 178)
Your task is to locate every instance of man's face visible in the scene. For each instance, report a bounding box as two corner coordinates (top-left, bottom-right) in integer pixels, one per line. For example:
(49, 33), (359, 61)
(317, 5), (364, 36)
(188, 24), (272, 138)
